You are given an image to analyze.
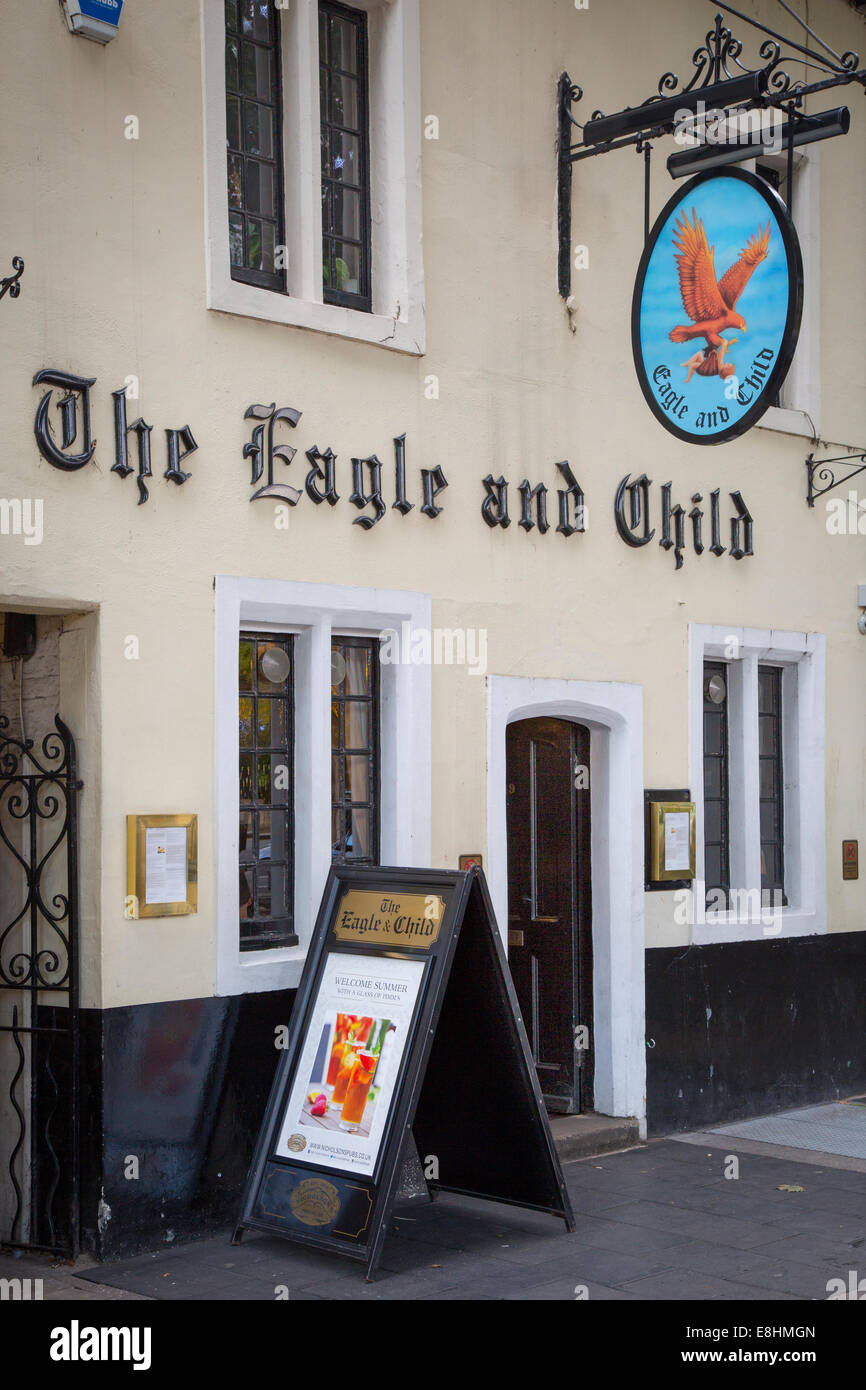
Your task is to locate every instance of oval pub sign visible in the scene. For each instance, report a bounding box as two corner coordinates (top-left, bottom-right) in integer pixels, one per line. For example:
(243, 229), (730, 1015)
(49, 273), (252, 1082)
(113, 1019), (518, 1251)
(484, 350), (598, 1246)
(632, 168), (803, 445)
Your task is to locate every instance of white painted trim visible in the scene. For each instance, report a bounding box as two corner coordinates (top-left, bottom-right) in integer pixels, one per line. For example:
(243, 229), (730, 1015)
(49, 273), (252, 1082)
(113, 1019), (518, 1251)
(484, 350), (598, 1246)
(688, 624), (826, 945)
(200, 0), (425, 355)
(215, 576), (431, 996)
(487, 676), (646, 1134)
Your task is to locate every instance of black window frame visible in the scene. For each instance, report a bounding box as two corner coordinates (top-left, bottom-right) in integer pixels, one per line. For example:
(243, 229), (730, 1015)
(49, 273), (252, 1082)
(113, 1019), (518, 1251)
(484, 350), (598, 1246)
(319, 0), (372, 313)
(225, 0), (287, 294)
(331, 636), (380, 864)
(238, 631), (297, 952)
(758, 663), (786, 904)
(703, 660), (731, 907)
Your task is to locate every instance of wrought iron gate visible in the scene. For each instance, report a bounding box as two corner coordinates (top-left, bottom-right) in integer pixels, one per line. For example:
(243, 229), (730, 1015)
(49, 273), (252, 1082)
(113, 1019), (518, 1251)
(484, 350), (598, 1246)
(0, 714), (81, 1255)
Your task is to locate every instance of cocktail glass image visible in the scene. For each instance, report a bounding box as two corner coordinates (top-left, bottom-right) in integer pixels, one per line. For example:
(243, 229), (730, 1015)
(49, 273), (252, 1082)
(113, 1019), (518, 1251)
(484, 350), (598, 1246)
(331, 1045), (359, 1105)
(353, 1016), (374, 1045)
(369, 1017), (393, 1056)
(339, 1051), (378, 1131)
(299, 1012), (400, 1132)
(325, 1013), (356, 1086)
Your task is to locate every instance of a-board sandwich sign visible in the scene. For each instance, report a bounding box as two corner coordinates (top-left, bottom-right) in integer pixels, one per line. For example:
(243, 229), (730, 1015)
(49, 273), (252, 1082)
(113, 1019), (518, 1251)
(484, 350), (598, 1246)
(632, 167), (803, 444)
(234, 864), (575, 1279)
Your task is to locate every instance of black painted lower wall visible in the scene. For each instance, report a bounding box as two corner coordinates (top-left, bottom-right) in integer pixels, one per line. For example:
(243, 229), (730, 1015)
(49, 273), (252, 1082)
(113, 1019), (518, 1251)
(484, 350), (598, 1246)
(645, 930), (866, 1136)
(80, 989), (296, 1260)
(75, 931), (866, 1257)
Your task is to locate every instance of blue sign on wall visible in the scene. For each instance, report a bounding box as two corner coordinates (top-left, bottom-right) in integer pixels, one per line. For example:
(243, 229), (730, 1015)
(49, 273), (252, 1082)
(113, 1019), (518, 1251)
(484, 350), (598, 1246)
(632, 169), (803, 445)
(78, 0), (124, 25)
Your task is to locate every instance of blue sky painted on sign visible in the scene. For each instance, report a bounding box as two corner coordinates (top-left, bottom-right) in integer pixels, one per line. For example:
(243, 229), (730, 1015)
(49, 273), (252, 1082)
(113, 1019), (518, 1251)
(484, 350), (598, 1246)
(638, 177), (791, 435)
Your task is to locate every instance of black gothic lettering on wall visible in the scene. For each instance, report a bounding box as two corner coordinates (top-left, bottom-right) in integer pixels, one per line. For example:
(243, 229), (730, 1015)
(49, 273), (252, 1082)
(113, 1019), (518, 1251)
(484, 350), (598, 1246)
(244, 403), (302, 504)
(518, 480), (550, 534)
(34, 368), (196, 502)
(615, 474), (655, 547)
(305, 446), (340, 506)
(33, 369), (96, 471)
(556, 461), (586, 537)
(165, 427), (198, 487)
(709, 490), (726, 556)
(660, 482), (686, 572)
(615, 475), (754, 567)
(392, 434), (413, 515)
(690, 493), (704, 555)
(350, 455), (386, 528)
(481, 475), (510, 529)
(29, 374), (756, 562)
(112, 387), (153, 505)
(420, 466), (448, 518)
(244, 414), (444, 524)
(729, 491), (754, 560)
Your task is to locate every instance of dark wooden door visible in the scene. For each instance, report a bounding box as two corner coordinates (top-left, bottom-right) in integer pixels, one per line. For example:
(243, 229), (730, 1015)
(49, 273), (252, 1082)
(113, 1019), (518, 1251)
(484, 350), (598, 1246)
(506, 718), (592, 1113)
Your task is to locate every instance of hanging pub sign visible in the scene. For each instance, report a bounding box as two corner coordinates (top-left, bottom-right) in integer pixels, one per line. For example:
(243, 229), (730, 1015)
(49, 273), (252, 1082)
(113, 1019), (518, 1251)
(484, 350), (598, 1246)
(234, 864), (574, 1279)
(632, 168), (803, 445)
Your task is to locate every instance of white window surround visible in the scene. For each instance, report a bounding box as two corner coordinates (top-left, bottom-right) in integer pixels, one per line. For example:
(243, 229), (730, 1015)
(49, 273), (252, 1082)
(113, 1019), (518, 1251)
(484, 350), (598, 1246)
(201, 0), (425, 355)
(487, 676), (646, 1134)
(215, 576), (431, 996)
(688, 623), (826, 945)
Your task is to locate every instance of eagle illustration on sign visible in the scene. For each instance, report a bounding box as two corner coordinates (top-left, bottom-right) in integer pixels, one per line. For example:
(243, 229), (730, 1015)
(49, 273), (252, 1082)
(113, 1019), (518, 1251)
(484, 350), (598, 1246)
(631, 169), (802, 445)
(670, 211), (771, 385)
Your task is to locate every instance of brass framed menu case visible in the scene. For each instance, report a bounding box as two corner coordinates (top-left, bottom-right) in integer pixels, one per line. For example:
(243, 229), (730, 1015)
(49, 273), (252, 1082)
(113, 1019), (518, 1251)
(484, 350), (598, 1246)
(126, 813), (198, 918)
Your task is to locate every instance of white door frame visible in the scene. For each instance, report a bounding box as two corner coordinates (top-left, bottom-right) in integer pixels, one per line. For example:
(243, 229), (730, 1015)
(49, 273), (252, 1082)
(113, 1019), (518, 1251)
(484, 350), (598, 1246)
(487, 676), (646, 1133)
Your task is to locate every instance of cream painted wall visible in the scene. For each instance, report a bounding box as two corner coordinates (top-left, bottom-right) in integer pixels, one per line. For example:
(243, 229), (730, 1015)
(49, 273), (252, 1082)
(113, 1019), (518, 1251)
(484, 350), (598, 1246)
(0, 0), (864, 1006)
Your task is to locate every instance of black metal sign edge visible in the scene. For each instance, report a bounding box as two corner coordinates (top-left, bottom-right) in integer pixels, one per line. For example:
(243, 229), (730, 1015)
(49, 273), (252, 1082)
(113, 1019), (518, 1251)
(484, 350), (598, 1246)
(231, 868), (373, 1247)
(425, 867), (577, 1231)
(358, 870), (481, 1274)
(630, 167), (804, 446)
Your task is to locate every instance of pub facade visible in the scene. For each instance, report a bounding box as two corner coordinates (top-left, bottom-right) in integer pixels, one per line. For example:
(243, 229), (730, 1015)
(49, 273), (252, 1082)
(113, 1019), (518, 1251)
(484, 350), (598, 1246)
(1, 0), (864, 1259)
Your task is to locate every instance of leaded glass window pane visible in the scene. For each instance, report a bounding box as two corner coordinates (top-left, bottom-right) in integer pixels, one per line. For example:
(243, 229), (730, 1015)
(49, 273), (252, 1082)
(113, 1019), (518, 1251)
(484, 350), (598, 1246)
(758, 665), (785, 900)
(239, 633), (295, 949)
(225, 5), (285, 291)
(331, 637), (379, 863)
(319, 1), (371, 310)
(703, 661), (730, 906)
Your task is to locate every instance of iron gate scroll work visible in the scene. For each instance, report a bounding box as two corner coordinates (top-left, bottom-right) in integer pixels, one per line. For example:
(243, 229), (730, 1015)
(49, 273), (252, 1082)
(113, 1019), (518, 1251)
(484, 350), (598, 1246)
(0, 715), (82, 1255)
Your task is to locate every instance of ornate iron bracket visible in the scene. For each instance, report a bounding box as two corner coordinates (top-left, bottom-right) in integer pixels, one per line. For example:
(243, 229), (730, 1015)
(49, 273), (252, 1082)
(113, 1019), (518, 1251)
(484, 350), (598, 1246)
(557, 2), (865, 297)
(0, 256), (24, 302)
(806, 451), (866, 507)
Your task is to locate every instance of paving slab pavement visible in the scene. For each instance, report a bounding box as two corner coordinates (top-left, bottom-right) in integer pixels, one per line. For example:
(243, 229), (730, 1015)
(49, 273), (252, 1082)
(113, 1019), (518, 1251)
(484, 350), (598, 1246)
(703, 1098), (866, 1160)
(3, 1131), (862, 1301)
